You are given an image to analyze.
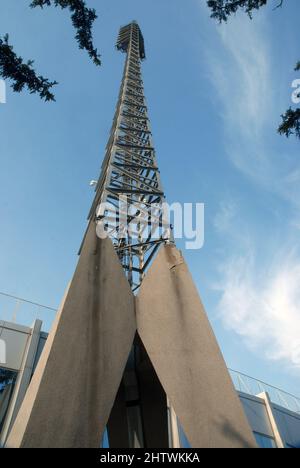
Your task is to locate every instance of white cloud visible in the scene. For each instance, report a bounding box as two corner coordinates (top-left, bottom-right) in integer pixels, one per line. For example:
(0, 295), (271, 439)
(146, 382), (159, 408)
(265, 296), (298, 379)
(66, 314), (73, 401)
(216, 16), (272, 140)
(215, 249), (300, 371)
(202, 9), (300, 206)
(213, 199), (253, 254)
(214, 200), (237, 232)
(212, 197), (300, 372)
(199, 3), (300, 373)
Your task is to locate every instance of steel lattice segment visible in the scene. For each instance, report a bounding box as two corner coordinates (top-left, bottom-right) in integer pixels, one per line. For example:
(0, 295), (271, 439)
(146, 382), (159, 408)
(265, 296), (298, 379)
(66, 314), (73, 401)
(89, 22), (172, 290)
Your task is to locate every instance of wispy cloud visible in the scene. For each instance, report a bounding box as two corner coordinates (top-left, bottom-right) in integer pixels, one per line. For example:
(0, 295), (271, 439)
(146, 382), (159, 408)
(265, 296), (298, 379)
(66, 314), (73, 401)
(198, 4), (300, 372)
(212, 15), (273, 141)
(212, 198), (300, 372)
(213, 199), (237, 232)
(215, 248), (300, 371)
(202, 8), (300, 206)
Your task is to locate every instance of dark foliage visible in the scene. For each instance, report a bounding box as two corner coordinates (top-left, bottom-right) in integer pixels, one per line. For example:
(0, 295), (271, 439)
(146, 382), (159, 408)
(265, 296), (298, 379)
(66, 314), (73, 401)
(278, 62), (300, 139)
(0, 34), (57, 101)
(278, 108), (300, 139)
(0, 368), (16, 389)
(0, 0), (100, 102)
(30, 0), (101, 66)
(207, 0), (268, 22)
(207, 0), (299, 140)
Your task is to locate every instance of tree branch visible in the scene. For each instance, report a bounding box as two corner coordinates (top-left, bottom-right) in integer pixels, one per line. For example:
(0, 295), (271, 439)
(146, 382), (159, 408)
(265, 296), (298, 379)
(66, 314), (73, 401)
(206, 0), (268, 23)
(278, 108), (300, 139)
(273, 0), (284, 10)
(0, 1), (101, 102)
(30, 0), (101, 66)
(0, 34), (58, 101)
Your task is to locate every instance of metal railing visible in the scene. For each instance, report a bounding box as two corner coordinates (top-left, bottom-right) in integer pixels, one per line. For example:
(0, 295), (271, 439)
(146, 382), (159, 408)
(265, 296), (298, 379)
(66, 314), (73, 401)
(1, 291), (300, 415)
(229, 368), (300, 414)
(0, 291), (56, 332)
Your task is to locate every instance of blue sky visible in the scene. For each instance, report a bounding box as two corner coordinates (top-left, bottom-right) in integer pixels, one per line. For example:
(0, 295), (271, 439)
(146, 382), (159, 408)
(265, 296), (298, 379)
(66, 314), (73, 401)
(1, 0), (300, 397)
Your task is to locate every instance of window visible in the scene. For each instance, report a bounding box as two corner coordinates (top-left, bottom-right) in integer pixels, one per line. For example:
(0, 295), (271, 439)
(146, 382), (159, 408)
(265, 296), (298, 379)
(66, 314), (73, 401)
(0, 367), (18, 433)
(254, 432), (277, 448)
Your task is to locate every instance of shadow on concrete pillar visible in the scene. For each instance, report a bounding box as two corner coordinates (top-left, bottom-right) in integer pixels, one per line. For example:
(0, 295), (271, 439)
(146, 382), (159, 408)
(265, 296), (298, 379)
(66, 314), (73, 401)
(6, 224), (136, 448)
(6, 238), (257, 448)
(107, 335), (169, 448)
(134, 335), (169, 448)
(136, 244), (257, 448)
(107, 380), (130, 448)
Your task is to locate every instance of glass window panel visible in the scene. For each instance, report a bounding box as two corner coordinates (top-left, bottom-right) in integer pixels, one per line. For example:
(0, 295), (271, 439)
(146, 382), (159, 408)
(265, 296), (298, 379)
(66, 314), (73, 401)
(126, 405), (144, 448)
(254, 432), (276, 448)
(0, 367), (18, 433)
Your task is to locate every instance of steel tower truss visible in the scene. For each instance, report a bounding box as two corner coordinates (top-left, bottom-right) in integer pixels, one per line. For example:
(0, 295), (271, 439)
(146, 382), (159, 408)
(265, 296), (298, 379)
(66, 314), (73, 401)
(88, 22), (172, 291)
(6, 22), (257, 451)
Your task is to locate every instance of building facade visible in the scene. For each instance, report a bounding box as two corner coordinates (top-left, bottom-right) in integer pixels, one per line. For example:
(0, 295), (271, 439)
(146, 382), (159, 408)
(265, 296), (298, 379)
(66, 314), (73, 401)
(1, 319), (299, 448)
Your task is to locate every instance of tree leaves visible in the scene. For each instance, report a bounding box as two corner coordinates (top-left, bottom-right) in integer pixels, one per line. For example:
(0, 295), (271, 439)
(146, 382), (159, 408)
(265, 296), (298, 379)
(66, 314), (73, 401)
(207, 0), (299, 140)
(0, 34), (58, 101)
(279, 109), (300, 139)
(30, 0), (101, 66)
(207, 0), (268, 22)
(278, 62), (300, 139)
(0, 1), (100, 102)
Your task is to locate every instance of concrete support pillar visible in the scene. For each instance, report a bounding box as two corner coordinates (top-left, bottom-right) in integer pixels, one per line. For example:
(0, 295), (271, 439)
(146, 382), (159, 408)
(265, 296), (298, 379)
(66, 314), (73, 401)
(257, 392), (285, 448)
(167, 401), (181, 448)
(135, 337), (169, 448)
(6, 226), (136, 448)
(136, 244), (257, 448)
(107, 382), (130, 448)
(6, 240), (257, 448)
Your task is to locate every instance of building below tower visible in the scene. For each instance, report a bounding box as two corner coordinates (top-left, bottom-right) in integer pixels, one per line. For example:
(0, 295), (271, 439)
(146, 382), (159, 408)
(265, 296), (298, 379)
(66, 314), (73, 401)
(1, 319), (299, 448)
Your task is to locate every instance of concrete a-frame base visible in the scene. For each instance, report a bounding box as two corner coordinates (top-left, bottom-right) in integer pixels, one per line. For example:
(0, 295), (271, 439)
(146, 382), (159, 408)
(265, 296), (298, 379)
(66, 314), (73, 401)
(6, 225), (136, 448)
(6, 240), (256, 448)
(136, 245), (257, 448)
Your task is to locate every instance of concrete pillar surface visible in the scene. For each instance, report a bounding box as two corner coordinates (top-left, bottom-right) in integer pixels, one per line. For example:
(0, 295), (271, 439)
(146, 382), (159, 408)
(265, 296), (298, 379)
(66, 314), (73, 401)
(6, 225), (136, 448)
(7, 239), (256, 448)
(136, 245), (257, 448)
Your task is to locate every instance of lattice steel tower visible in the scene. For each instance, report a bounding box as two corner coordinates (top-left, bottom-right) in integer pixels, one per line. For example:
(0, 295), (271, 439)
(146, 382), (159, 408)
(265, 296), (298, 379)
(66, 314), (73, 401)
(88, 21), (171, 291)
(6, 21), (257, 450)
